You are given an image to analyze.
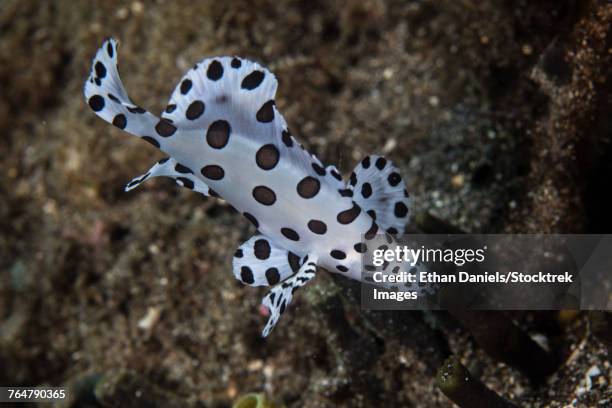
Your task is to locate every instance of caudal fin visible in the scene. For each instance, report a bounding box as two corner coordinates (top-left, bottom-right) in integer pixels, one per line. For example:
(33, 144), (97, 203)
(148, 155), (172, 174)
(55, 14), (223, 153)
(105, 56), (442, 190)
(347, 155), (411, 235)
(83, 38), (166, 146)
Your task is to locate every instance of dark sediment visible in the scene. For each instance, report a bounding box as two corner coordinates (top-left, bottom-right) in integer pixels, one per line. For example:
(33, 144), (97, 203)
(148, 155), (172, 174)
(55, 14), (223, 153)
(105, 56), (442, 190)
(1, 0), (611, 406)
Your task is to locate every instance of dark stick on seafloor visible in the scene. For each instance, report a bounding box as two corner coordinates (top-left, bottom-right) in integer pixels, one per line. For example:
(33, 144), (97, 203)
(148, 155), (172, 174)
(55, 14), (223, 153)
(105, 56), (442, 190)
(589, 311), (612, 355)
(449, 310), (558, 382)
(412, 212), (558, 382)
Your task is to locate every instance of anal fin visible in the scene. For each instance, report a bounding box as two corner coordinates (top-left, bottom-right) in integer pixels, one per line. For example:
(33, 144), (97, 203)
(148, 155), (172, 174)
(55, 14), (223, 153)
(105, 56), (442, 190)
(261, 255), (317, 337)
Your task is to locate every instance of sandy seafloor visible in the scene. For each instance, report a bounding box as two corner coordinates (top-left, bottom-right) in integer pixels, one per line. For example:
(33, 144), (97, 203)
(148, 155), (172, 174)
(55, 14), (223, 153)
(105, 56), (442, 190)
(1, 1), (611, 407)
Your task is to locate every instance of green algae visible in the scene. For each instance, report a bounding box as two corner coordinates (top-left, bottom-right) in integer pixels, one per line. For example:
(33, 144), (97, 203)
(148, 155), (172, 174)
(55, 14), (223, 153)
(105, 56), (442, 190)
(233, 393), (278, 408)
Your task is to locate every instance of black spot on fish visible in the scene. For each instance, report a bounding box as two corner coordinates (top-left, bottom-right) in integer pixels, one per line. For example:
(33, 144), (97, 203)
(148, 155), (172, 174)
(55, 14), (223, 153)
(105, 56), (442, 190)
(88, 95), (105, 111)
(241, 70), (265, 90)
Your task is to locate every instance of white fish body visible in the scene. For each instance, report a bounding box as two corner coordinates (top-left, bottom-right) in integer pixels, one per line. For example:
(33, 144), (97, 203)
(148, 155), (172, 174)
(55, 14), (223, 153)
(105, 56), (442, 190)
(84, 39), (415, 336)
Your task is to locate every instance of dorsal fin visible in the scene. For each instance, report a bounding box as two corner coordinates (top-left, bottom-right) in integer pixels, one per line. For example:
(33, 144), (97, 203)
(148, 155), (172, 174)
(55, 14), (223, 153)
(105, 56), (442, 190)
(161, 57), (320, 177)
(162, 57), (277, 129)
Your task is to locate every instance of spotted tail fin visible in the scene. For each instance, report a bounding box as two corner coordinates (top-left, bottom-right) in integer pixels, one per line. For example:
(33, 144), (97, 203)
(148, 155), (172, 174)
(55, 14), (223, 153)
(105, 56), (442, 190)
(347, 155), (411, 235)
(84, 38), (169, 147)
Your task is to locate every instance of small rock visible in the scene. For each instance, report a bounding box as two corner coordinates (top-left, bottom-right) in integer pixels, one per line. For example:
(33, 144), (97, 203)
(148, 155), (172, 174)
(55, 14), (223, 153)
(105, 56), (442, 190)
(586, 365), (601, 378)
(248, 359), (264, 371)
(115, 7), (129, 19)
(382, 138), (397, 154)
(131, 1), (144, 14)
(137, 307), (160, 330)
(451, 174), (464, 188)
(226, 382), (237, 399)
